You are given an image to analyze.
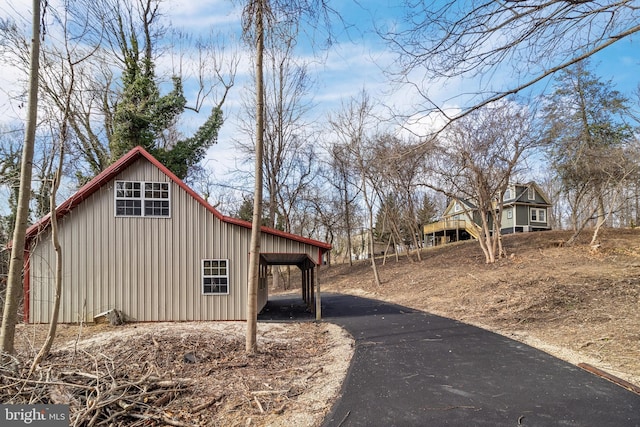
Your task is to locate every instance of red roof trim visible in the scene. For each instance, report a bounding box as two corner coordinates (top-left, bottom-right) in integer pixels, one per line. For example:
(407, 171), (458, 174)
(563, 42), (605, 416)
(25, 146), (331, 251)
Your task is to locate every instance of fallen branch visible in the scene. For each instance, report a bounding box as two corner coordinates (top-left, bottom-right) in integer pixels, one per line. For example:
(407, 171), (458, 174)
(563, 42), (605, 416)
(193, 395), (224, 413)
(128, 412), (197, 427)
(254, 396), (264, 413)
(305, 366), (323, 380)
(251, 389), (290, 395)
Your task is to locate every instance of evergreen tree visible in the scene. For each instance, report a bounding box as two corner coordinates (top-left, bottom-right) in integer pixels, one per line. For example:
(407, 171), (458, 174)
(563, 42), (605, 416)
(106, 1), (225, 180)
(543, 59), (636, 242)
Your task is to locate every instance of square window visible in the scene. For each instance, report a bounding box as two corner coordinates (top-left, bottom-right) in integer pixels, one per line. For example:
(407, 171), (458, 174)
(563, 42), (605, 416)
(202, 259), (229, 295)
(531, 208), (546, 223)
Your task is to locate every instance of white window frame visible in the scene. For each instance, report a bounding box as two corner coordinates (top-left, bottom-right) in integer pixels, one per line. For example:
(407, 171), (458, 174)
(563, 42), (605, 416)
(202, 259), (230, 295)
(115, 181), (171, 217)
(504, 188), (511, 200)
(506, 209), (513, 219)
(530, 208), (546, 223)
(527, 186), (535, 200)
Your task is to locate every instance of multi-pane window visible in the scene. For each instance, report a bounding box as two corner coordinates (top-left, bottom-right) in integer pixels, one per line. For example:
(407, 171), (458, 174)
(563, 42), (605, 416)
(115, 181), (170, 217)
(530, 208), (546, 222)
(202, 259), (229, 295)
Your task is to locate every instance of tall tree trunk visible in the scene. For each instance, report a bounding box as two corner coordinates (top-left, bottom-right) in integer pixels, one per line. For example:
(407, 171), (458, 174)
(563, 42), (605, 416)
(29, 145), (64, 374)
(343, 186), (353, 266)
(246, 0), (265, 354)
(0, 0), (40, 355)
(590, 192), (613, 247)
(29, 50), (75, 371)
(361, 176), (381, 285)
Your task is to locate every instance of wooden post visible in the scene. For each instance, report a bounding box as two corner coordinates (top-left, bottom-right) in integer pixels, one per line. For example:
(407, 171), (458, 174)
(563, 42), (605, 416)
(301, 269), (307, 303)
(315, 265), (321, 320)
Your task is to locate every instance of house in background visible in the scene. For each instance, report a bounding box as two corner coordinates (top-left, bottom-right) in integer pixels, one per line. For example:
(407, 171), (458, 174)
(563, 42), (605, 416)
(24, 146), (331, 324)
(423, 182), (552, 245)
(501, 182), (553, 234)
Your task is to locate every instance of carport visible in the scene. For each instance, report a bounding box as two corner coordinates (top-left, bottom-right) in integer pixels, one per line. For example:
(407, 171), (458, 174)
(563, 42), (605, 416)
(260, 253), (322, 319)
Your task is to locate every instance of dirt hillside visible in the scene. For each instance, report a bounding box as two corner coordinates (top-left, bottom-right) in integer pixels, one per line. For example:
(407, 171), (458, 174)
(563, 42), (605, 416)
(321, 228), (640, 387)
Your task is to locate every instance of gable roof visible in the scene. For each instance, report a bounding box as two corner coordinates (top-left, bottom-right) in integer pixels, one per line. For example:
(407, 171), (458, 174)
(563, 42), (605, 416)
(25, 146), (331, 251)
(442, 198), (477, 218)
(504, 182), (552, 206)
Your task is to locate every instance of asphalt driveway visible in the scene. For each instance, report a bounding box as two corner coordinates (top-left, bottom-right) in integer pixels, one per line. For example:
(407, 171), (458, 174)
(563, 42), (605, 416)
(259, 293), (640, 427)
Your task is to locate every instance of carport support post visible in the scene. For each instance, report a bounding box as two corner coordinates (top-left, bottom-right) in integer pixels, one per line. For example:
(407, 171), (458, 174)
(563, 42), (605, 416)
(315, 265), (321, 320)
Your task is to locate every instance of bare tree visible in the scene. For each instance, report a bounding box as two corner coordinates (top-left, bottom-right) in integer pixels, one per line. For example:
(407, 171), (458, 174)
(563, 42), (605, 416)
(241, 0), (334, 352)
(371, 134), (429, 261)
(385, 1), (640, 126)
(29, 1), (93, 369)
(3, 0), (236, 183)
(0, 0), (40, 355)
(235, 23), (316, 234)
(322, 142), (361, 265)
(329, 90), (381, 284)
(425, 100), (539, 263)
(242, 0), (266, 354)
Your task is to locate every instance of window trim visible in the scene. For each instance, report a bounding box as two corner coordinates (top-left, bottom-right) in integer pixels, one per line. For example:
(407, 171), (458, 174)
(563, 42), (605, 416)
(115, 180), (171, 218)
(506, 209), (513, 219)
(202, 259), (230, 295)
(530, 208), (546, 223)
(527, 186), (535, 200)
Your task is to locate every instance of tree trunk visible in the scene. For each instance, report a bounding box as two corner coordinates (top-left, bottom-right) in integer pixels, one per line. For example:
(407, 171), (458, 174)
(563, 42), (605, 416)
(246, 0), (265, 354)
(30, 146), (64, 374)
(29, 48), (76, 371)
(361, 176), (381, 285)
(0, 0), (40, 355)
(343, 186), (353, 266)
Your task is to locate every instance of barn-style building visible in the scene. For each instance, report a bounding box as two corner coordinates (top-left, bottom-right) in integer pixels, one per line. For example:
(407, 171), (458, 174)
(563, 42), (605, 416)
(24, 146), (331, 323)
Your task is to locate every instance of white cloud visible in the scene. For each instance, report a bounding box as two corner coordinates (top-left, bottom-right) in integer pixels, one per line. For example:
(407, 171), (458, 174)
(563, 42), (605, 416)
(165, 0), (241, 31)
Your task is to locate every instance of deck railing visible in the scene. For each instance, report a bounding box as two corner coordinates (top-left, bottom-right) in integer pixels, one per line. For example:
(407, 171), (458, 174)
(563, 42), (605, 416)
(423, 219), (481, 239)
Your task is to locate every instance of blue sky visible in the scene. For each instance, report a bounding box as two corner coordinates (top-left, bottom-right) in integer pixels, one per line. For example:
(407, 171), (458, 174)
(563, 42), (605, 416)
(0, 0), (638, 188)
(182, 1), (640, 182)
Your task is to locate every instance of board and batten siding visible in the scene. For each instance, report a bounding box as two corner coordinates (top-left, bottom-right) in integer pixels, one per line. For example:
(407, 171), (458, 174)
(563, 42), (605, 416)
(28, 157), (323, 323)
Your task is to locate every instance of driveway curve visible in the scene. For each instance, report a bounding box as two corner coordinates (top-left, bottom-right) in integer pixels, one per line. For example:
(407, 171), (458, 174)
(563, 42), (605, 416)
(259, 293), (640, 427)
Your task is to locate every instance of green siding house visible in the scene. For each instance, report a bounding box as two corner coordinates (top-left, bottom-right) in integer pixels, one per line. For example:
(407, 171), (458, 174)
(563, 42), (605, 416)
(424, 182), (552, 245)
(500, 182), (552, 234)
